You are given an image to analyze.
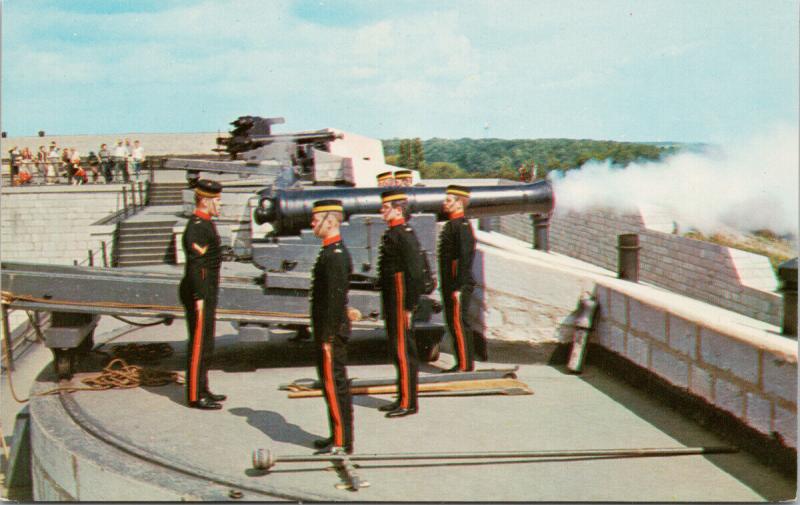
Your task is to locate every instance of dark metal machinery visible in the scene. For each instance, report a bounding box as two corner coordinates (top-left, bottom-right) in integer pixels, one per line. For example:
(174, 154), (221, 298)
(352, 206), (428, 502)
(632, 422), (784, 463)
(0, 116), (555, 379)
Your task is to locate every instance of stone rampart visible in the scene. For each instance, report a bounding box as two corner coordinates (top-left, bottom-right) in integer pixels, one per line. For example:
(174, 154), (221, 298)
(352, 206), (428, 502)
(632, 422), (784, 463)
(592, 280), (796, 450)
(1, 185), (127, 265)
(496, 208), (782, 325)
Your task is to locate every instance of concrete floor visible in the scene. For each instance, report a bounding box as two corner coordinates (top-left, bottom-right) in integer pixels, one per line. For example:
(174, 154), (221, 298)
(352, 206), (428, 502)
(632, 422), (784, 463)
(6, 317), (795, 501)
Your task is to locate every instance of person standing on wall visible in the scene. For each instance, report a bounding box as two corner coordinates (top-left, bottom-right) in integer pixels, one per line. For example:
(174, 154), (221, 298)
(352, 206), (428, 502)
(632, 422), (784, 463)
(377, 189), (425, 418)
(438, 185), (477, 372)
(132, 140), (145, 179)
(113, 140), (129, 183)
(98, 143), (112, 183)
(309, 199), (357, 454)
(179, 179), (226, 410)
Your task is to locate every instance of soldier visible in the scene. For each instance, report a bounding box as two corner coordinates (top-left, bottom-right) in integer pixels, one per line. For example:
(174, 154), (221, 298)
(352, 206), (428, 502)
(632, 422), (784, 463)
(393, 169), (413, 187)
(438, 185), (477, 372)
(179, 179), (226, 410)
(376, 171), (394, 187)
(377, 190), (425, 417)
(309, 200), (356, 454)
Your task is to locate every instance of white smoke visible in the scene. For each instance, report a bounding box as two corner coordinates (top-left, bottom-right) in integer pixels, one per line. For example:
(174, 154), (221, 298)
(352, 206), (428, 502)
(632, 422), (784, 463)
(550, 124), (799, 237)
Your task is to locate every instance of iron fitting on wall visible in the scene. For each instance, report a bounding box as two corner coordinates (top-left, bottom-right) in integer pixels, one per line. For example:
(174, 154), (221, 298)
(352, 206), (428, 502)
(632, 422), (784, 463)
(532, 213), (550, 252)
(617, 233), (640, 282)
(777, 257), (797, 337)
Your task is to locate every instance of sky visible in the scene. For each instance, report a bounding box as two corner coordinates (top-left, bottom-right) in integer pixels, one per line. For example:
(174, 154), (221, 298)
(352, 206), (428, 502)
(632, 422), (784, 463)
(1, 0), (798, 143)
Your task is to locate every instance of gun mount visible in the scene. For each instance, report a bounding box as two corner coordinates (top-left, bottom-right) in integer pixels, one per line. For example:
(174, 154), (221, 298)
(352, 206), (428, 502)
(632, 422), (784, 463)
(2, 115), (557, 380)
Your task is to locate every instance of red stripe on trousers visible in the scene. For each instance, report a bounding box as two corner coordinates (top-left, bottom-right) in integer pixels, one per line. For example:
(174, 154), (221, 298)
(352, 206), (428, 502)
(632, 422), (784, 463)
(322, 342), (344, 446)
(189, 303), (204, 402)
(395, 272), (410, 409)
(452, 291), (468, 370)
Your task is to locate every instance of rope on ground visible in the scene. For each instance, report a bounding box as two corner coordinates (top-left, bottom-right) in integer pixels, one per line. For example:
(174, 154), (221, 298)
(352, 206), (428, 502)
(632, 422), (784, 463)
(37, 358), (183, 396)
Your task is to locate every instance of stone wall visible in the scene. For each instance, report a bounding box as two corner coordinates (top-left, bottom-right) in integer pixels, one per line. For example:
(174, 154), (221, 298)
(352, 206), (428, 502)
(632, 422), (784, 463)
(593, 281), (797, 449)
(1, 185), (127, 265)
(496, 208), (782, 325)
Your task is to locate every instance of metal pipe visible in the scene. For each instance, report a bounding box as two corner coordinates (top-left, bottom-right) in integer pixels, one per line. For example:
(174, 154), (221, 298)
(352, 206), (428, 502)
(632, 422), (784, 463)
(122, 187), (128, 216)
(101, 241), (108, 268)
(617, 233), (640, 282)
(138, 182), (144, 208)
(254, 445), (737, 470)
(1, 303), (14, 371)
(88, 250), (94, 267)
(532, 213), (550, 251)
(130, 182), (137, 209)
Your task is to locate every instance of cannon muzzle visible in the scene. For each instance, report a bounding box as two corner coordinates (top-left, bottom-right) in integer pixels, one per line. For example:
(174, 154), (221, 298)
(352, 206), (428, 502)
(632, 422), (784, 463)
(255, 180), (554, 235)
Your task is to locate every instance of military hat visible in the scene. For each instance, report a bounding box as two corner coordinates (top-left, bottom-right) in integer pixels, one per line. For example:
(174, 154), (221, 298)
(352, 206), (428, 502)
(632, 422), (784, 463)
(376, 171), (394, 182)
(381, 189), (408, 203)
(393, 169), (413, 180)
(311, 199), (344, 214)
(194, 179), (223, 198)
(446, 184), (471, 197)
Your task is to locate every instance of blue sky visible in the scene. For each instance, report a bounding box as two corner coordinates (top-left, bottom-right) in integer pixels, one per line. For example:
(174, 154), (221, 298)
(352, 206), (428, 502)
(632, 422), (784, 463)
(2, 0), (798, 143)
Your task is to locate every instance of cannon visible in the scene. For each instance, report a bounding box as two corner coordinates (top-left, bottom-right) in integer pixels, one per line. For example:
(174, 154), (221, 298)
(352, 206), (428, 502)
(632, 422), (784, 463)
(1, 116), (555, 379)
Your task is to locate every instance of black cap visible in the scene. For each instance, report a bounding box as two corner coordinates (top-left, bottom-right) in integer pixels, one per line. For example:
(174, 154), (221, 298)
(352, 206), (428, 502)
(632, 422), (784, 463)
(194, 179), (223, 198)
(393, 169), (413, 179)
(446, 185), (471, 197)
(312, 199), (344, 213)
(381, 189), (408, 203)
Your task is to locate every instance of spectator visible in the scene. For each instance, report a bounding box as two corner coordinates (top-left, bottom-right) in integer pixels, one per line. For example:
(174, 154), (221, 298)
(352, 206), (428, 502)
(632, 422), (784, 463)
(18, 147), (34, 185)
(70, 148), (87, 185)
(47, 142), (60, 184)
(86, 151), (100, 183)
(98, 143), (112, 183)
(61, 147), (72, 181)
(113, 140), (129, 183)
(132, 140), (145, 179)
(36, 145), (48, 184)
(124, 138), (133, 178)
(8, 146), (20, 186)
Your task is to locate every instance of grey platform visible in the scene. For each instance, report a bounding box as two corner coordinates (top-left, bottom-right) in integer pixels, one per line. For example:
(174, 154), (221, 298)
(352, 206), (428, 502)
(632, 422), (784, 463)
(25, 318), (796, 501)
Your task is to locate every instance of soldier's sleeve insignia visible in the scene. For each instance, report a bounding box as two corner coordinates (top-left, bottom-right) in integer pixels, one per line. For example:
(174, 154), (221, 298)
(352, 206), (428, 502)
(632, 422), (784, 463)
(334, 249), (343, 253)
(191, 243), (209, 255)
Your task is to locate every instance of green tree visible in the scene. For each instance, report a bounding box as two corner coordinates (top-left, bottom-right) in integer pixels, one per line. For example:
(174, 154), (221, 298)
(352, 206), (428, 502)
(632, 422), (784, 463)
(410, 137), (425, 170)
(398, 139), (411, 168)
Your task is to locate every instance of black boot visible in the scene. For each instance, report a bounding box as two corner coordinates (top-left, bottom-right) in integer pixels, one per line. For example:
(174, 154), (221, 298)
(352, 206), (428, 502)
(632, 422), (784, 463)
(189, 397), (222, 410)
(378, 401), (400, 412)
(313, 437), (333, 449)
(204, 390), (227, 402)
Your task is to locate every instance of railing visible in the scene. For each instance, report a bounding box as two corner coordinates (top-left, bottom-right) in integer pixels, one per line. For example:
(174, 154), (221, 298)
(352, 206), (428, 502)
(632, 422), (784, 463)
(1, 157), (161, 187)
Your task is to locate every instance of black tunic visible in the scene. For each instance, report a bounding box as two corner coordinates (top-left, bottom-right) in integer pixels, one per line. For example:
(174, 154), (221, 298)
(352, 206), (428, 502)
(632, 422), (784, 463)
(310, 238), (354, 450)
(179, 211), (222, 404)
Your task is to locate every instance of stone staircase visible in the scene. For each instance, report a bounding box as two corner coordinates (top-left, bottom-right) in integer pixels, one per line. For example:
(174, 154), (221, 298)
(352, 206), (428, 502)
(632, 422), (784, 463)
(147, 182), (187, 206)
(114, 221), (177, 267)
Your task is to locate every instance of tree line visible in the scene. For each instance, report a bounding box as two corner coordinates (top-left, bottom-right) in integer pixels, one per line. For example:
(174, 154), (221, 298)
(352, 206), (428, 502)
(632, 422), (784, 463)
(383, 137), (683, 180)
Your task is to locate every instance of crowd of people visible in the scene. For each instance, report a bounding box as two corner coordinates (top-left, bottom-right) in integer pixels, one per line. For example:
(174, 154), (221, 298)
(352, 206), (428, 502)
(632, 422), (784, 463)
(6, 138), (146, 186)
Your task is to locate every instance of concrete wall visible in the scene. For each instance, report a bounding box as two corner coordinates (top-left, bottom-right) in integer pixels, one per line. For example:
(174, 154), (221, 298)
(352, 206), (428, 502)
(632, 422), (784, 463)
(496, 208), (782, 325)
(1, 185), (127, 265)
(593, 280), (797, 449)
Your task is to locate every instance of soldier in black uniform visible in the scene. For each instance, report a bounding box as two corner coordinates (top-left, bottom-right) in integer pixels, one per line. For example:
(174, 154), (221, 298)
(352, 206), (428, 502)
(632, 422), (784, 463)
(308, 199), (356, 454)
(377, 190), (425, 418)
(438, 185), (477, 372)
(179, 179), (226, 410)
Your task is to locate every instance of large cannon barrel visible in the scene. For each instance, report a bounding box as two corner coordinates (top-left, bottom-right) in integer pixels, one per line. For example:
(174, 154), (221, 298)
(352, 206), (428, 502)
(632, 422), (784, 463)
(255, 179), (553, 236)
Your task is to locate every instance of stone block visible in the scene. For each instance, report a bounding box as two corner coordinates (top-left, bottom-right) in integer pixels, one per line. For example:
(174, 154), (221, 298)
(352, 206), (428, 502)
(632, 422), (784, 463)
(690, 365), (714, 402)
(629, 299), (666, 341)
(608, 289), (627, 325)
(597, 320), (625, 354)
(626, 334), (650, 368)
(714, 377), (745, 417)
(650, 346), (689, 388)
(773, 404), (797, 448)
(761, 355), (797, 403)
(699, 328), (759, 383)
(667, 315), (696, 359)
(745, 392), (773, 435)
